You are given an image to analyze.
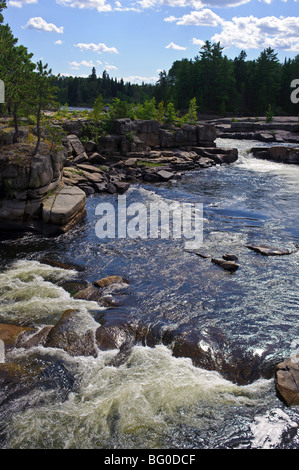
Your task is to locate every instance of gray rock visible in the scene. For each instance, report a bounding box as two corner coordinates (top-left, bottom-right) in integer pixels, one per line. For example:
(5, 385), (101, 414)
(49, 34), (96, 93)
(211, 258), (240, 272)
(42, 186), (86, 228)
(156, 170), (175, 181)
(246, 244), (292, 256)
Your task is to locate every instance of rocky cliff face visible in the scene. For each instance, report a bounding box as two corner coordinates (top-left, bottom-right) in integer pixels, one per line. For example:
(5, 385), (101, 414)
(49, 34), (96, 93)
(0, 139), (86, 235)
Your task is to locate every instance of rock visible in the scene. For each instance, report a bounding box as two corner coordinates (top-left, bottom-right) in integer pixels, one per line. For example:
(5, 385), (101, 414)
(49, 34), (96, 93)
(222, 254), (239, 262)
(211, 258), (240, 272)
(73, 153), (89, 164)
(114, 181), (130, 194)
(89, 152), (106, 164)
(251, 146), (299, 165)
(66, 134), (85, 156)
(40, 258), (85, 272)
(44, 309), (98, 357)
(106, 183), (117, 194)
(93, 182), (108, 193)
(96, 320), (156, 352)
(112, 118), (136, 135)
(17, 326), (52, 349)
(275, 356), (299, 406)
(136, 120), (160, 148)
(42, 186), (86, 233)
(76, 163), (104, 174)
(84, 141), (97, 153)
(246, 244), (292, 256)
(79, 184), (95, 195)
(74, 285), (101, 301)
(156, 170), (175, 181)
(0, 324), (33, 349)
(94, 275), (128, 288)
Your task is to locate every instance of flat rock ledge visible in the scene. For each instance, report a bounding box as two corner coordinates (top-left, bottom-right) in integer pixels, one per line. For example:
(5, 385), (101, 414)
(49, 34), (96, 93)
(42, 186), (86, 235)
(251, 146), (299, 165)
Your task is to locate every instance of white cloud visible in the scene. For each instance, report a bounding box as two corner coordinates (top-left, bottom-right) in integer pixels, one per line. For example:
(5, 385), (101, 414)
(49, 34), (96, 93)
(165, 8), (222, 26)
(165, 41), (187, 50)
(105, 64), (118, 71)
(192, 37), (205, 47)
(212, 15), (299, 51)
(75, 42), (119, 54)
(138, 0), (249, 9)
(123, 75), (158, 84)
(24, 17), (64, 33)
(8, 0), (38, 7)
(56, 0), (112, 12)
(55, 39), (63, 44)
(69, 59), (95, 69)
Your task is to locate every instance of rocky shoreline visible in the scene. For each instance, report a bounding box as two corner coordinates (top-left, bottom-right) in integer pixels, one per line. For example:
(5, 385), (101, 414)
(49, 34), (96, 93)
(1, 115), (299, 410)
(0, 117), (238, 235)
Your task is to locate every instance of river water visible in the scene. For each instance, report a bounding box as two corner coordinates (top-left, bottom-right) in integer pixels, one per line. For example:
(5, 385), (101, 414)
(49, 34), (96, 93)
(0, 139), (298, 449)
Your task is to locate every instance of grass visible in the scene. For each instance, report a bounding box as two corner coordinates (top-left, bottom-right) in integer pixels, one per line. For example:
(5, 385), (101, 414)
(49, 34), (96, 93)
(137, 160), (165, 168)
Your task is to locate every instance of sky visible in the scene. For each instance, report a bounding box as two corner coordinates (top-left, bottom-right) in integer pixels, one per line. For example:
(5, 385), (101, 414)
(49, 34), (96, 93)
(3, 0), (299, 84)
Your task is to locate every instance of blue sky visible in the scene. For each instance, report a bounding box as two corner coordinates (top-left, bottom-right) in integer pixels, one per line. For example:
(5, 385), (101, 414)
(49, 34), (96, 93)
(4, 0), (299, 84)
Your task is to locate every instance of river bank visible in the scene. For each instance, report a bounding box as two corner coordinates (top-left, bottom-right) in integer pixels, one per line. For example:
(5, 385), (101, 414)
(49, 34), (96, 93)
(0, 120), (299, 448)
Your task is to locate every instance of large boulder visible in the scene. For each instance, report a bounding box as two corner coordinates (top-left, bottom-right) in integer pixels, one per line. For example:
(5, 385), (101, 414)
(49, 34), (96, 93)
(44, 309), (98, 357)
(275, 356), (299, 406)
(42, 186), (86, 234)
(0, 324), (33, 349)
(0, 142), (67, 232)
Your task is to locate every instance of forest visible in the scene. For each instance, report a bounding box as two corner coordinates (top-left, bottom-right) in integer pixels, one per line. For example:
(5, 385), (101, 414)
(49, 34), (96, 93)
(55, 42), (299, 117)
(1, 0), (299, 124)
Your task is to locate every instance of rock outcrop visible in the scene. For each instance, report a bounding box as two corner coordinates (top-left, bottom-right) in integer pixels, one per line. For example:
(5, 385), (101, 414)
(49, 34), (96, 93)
(0, 117), (237, 235)
(275, 356), (299, 406)
(211, 116), (299, 144)
(0, 139), (86, 235)
(251, 146), (299, 165)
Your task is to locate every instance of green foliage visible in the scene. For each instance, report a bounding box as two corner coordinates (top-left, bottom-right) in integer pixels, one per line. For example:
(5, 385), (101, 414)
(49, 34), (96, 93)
(266, 104), (274, 123)
(30, 61), (58, 155)
(90, 94), (104, 122)
(157, 101), (165, 123)
(135, 98), (158, 120)
(165, 102), (178, 124)
(181, 97), (198, 125)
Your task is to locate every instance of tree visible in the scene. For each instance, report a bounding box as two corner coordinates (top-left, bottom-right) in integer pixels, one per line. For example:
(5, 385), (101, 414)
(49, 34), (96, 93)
(0, 21), (35, 136)
(30, 61), (57, 155)
(0, 0), (6, 24)
(255, 48), (281, 114)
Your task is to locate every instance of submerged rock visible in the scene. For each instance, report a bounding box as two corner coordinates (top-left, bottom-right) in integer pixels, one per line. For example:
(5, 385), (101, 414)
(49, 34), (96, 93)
(94, 276), (128, 288)
(246, 244), (292, 256)
(211, 258), (240, 272)
(222, 254), (239, 262)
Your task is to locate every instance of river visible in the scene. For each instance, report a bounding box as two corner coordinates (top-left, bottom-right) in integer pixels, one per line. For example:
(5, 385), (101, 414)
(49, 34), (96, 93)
(0, 138), (298, 449)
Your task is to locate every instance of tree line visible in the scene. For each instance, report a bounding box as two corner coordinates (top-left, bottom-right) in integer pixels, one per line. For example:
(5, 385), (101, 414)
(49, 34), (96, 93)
(1, 0), (299, 139)
(155, 42), (299, 116)
(55, 41), (299, 117)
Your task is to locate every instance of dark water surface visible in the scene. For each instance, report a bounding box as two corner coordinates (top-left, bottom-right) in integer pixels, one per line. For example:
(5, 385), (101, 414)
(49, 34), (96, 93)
(0, 139), (298, 449)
